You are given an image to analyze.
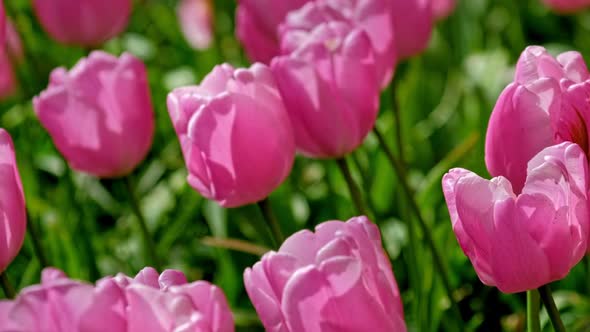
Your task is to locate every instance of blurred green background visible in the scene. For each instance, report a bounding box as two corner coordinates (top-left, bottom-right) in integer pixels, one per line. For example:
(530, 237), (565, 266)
(2, 0), (590, 331)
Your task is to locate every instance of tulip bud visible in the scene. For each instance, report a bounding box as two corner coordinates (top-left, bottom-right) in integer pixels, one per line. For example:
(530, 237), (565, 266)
(432, 0), (457, 20)
(542, 0), (590, 13)
(392, 0), (433, 59)
(167, 63), (295, 207)
(235, 0), (311, 63)
(33, 51), (155, 178)
(0, 129), (26, 273)
(272, 22), (379, 158)
(32, 0), (132, 46)
(443, 142), (590, 293)
(244, 216), (407, 332)
(177, 0), (214, 50)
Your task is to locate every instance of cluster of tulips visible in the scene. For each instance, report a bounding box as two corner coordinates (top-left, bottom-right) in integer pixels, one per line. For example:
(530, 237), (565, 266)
(1, 0), (590, 331)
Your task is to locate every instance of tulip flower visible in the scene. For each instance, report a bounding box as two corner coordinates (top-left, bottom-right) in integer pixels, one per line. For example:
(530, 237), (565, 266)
(280, 0), (397, 87)
(542, 0), (590, 13)
(392, 0), (433, 59)
(235, 0), (311, 63)
(79, 267), (235, 332)
(0, 1), (5, 47)
(6, 20), (24, 62)
(177, 0), (214, 50)
(272, 22), (379, 158)
(0, 129), (26, 273)
(34, 51), (155, 178)
(486, 46), (590, 193)
(443, 142), (589, 293)
(32, 0), (132, 47)
(244, 216), (407, 332)
(432, 0), (457, 19)
(167, 63), (295, 207)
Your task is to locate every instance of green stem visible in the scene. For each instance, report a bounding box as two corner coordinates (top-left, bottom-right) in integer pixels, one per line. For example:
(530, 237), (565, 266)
(391, 86), (405, 163)
(257, 198), (285, 247)
(26, 211), (49, 268)
(373, 126), (463, 325)
(335, 158), (370, 217)
(527, 290), (541, 332)
(124, 176), (161, 270)
(539, 284), (566, 332)
(0, 273), (15, 299)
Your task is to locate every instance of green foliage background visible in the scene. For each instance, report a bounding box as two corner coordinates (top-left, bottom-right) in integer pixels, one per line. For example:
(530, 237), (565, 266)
(2, 0), (590, 331)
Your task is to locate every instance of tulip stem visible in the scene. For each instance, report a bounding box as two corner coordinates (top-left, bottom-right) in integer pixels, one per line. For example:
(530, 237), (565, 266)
(539, 284), (565, 332)
(527, 290), (540, 332)
(257, 198), (285, 247)
(372, 126), (463, 324)
(0, 273), (15, 299)
(26, 211), (49, 268)
(124, 176), (161, 270)
(391, 86), (404, 163)
(336, 158), (370, 217)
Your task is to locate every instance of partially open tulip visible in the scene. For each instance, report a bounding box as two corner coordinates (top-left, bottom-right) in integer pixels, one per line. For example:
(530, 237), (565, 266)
(244, 216), (407, 332)
(280, 0), (397, 87)
(432, 0), (457, 19)
(443, 142), (589, 293)
(34, 51), (155, 178)
(32, 0), (132, 46)
(0, 129), (26, 273)
(167, 63), (295, 207)
(79, 267), (234, 332)
(177, 0), (214, 50)
(392, 0), (433, 59)
(542, 0), (590, 13)
(235, 0), (311, 63)
(486, 46), (590, 193)
(272, 22), (379, 158)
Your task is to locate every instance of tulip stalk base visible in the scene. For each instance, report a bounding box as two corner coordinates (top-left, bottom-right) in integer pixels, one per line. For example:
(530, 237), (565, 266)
(0, 273), (15, 299)
(335, 158), (370, 217)
(538, 285), (565, 332)
(124, 177), (161, 270)
(257, 198), (285, 247)
(527, 290), (540, 332)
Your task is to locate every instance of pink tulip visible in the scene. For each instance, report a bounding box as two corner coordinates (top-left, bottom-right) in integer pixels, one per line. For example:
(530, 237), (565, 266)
(33, 51), (155, 178)
(177, 0), (214, 50)
(443, 142), (589, 293)
(392, 0), (433, 59)
(0, 129), (26, 273)
(32, 0), (132, 46)
(485, 46), (590, 193)
(0, 268), (95, 331)
(244, 216), (407, 332)
(0, 1), (5, 47)
(167, 63), (295, 207)
(6, 20), (24, 62)
(272, 22), (379, 158)
(279, 0), (397, 87)
(542, 0), (590, 12)
(432, 0), (457, 19)
(235, 0), (311, 63)
(79, 267), (234, 332)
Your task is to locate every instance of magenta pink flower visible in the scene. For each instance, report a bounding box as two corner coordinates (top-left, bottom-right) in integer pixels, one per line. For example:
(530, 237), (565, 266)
(33, 51), (155, 178)
(0, 129), (26, 273)
(167, 63), (295, 207)
(486, 46), (590, 193)
(392, 0), (433, 59)
(542, 0), (590, 13)
(32, 0), (132, 46)
(177, 0), (214, 50)
(235, 0), (311, 63)
(279, 0), (397, 88)
(244, 216), (407, 332)
(272, 22), (379, 158)
(443, 142), (590, 293)
(432, 0), (457, 19)
(0, 1), (5, 47)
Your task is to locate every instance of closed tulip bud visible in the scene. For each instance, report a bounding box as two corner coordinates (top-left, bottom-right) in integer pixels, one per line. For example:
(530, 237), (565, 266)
(32, 0), (132, 47)
(542, 0), (590, 12)
(486, 46), (590, 193)
(244, 216), (407, 332)
(272, 22), (380, 158)
(392, 0), (433, 59)
(280, 0), (397, 87)
(177, 0), (214, 50)
(33, 51), (155, 178)
(167, 63), (295, 207)
(432, 0), (457, 19)
(235, 0), (311, 63)
(443, 142), (590, 293)
(79, 267), (234, 332)
(0, 129), (26, 273)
